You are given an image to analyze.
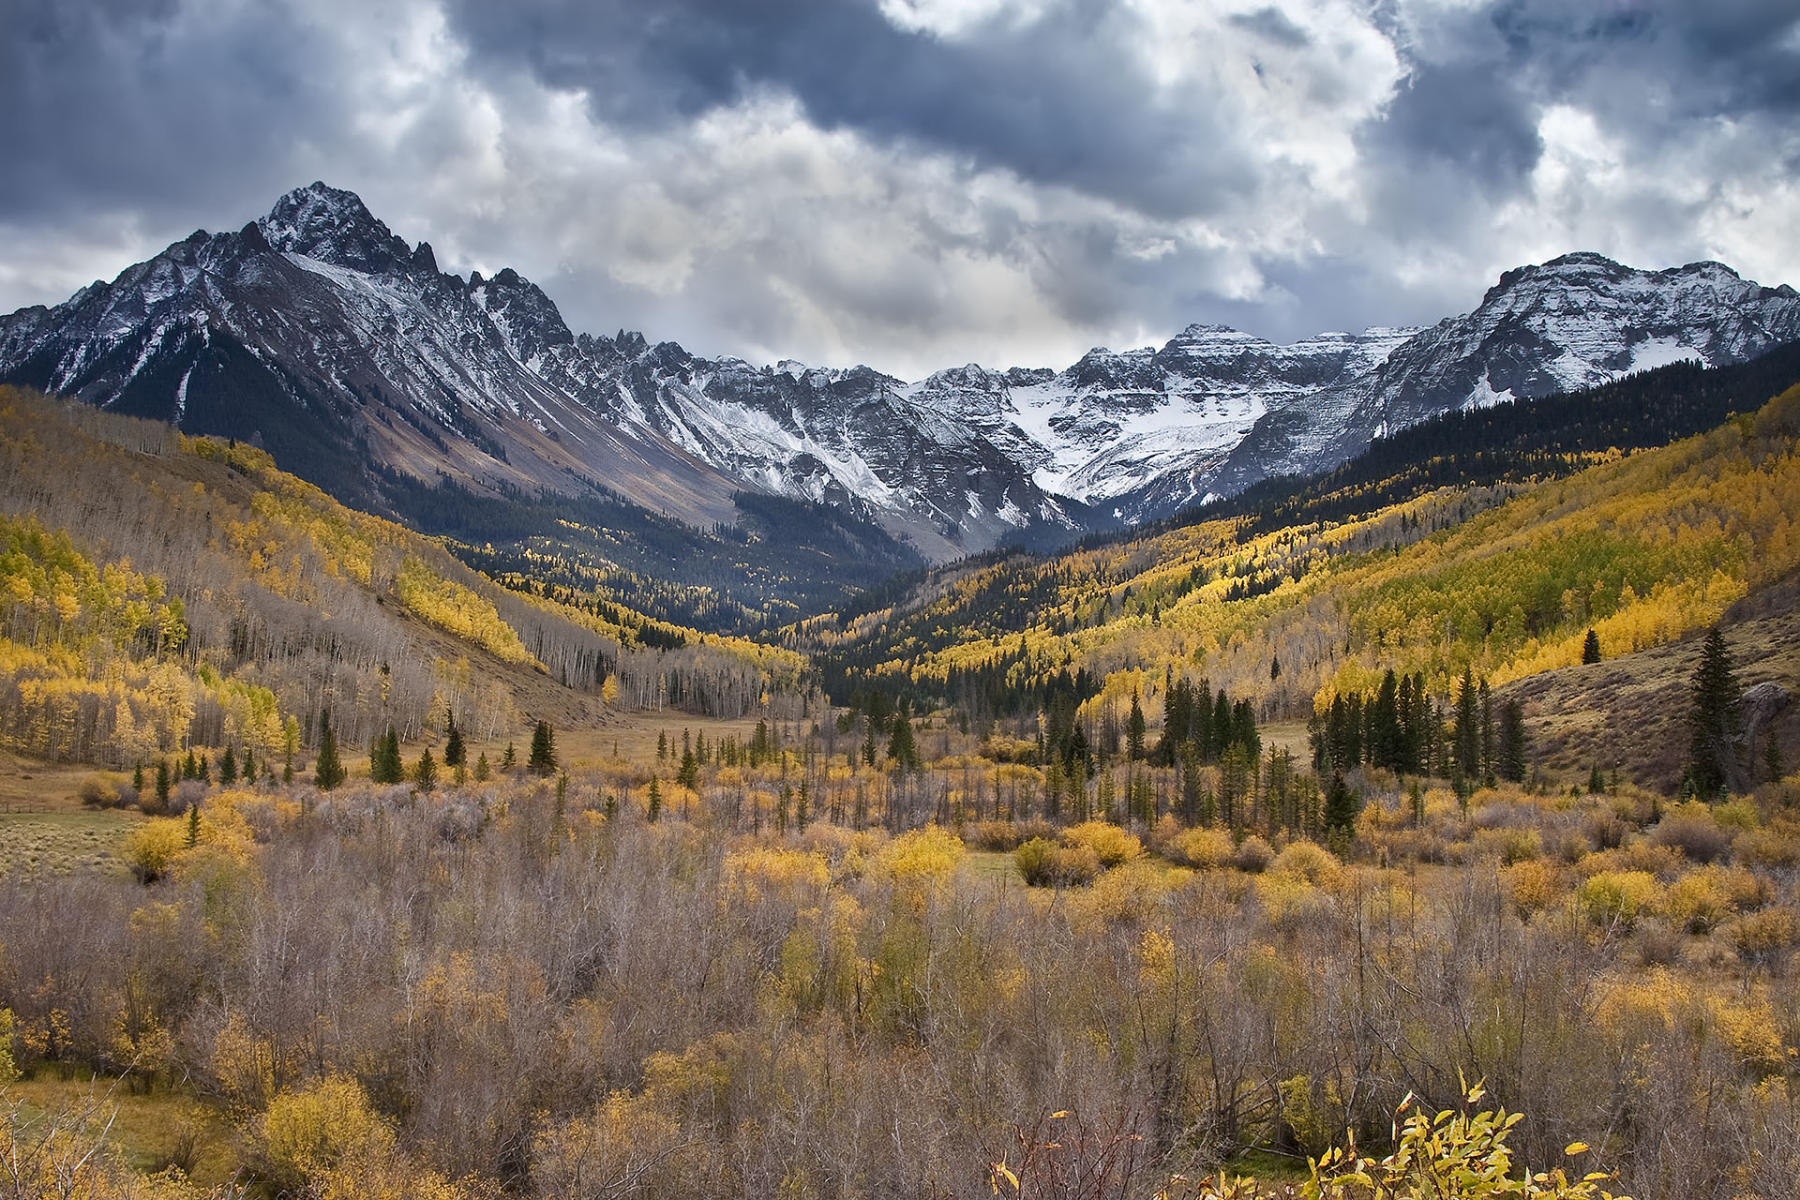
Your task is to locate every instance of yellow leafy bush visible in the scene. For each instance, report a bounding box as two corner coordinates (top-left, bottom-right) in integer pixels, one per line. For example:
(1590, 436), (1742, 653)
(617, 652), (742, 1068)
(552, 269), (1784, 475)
(121, 818), (189, 883)
(1664, 867), (1735, 933)
(1269, 840), (1343, 887)
(876, 825), (965, 886)
(1063, 820), (1143, 867)
(1724, 907), (1796, 967)
(1577, 870), (1662, 929)
(1167, 826), (1235, 869)
(1505, 859), (1563, 920)
(1734, 822), (1800, 870)
(1709, 998), (1790, 1077)
(1473, 826), (1544, 865)
(1072, 860), (1170, 928)
(258, 1073), (395, 1194)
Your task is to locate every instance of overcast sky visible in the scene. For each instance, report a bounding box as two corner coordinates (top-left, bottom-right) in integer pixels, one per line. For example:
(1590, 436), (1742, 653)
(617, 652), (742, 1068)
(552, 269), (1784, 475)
(3, 0), (1797, 378)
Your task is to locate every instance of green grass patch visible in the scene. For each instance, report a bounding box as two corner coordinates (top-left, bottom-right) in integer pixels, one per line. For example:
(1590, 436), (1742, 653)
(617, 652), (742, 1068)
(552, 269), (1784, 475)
(6, 1074), (240, 1188)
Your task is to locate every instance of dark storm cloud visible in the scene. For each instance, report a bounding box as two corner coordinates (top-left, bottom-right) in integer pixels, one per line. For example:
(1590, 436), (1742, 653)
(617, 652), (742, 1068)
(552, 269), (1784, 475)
(1369, 1), (1800, 176)
(443, 0), (1257, 221)
(1365, 58), (1543, 191)
(1, 0), (1797, 374)
(0, 0), (346, 231)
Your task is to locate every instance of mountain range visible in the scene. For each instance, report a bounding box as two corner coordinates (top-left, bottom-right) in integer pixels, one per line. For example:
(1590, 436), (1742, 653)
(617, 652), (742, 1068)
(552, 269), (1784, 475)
(4, 182), (1798, 563)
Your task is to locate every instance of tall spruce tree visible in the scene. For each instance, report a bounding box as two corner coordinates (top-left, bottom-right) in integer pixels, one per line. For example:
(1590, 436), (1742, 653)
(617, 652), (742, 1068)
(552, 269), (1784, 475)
(314, 709), (346, 791)
(371, 726), (403, 784)
(1452, 668), (1480, 781)
(1324, 772), (1360, 837)
(443, 710), (465, 769)
(1582, 628), (1602, 664)
(1126, 692), (1147, 760)
(529, 721), (558, 776)
(1687, 628), (1742, 799)
(887, 703), (919, 773)
(1496, 699), (1527, 783)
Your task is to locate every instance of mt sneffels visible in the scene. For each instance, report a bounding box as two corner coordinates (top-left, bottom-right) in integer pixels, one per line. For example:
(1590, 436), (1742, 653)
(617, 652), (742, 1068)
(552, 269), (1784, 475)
(4, 183), (1798, 561)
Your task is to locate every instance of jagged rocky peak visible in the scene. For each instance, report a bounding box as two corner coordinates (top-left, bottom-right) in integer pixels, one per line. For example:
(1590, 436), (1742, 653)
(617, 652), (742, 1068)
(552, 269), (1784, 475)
(470, 266), (575, 359)
(1481, 251), (1790, 307)
(258, 181), (413, 275)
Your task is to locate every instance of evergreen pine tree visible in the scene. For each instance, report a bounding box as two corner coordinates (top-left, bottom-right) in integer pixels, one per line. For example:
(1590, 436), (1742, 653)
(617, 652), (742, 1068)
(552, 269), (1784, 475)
(369, 726), (403, 784)
(501, 742), (517, 772)
(1582, 628), (1602, 664)
(443, 710), (465, 769)
(474, 751), (491, 782)
(1452, 668), (1480, 781)
(1588, 764), (1606, 794)
(132, 763), (145, 795)
(529, 721), (558, 776)
(887, 705), (918, 773)
(219, 746), (238, 786)
(414, 746), (437, 791)
(1479, 680), (1494, 784)
(647, 776), (662, 823)
(1126, 692), (1146, 760)
(197, 754), (210, 785)
(1497, 700), (1527, 783)
(1324, 772), (1360, 837)
(1371, 670), (1401, 770)
(185, 802), (200, 848)
(314, 710), (346, 791)
(242, 745), (254, 783)
(677, 746), (700, 790)
(1687, 628), (1742, 799)
(154, 759), (171, 808)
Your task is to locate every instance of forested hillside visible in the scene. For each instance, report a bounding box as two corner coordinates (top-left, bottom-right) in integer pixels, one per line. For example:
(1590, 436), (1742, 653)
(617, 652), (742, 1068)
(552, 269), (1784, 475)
(803, 366), (1800, 791)
(0, 387), (811, 767)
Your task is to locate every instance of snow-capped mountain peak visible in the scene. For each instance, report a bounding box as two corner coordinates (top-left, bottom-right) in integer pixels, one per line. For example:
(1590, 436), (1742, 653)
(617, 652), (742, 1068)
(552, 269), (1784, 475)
(3, 185), (1798, 561)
